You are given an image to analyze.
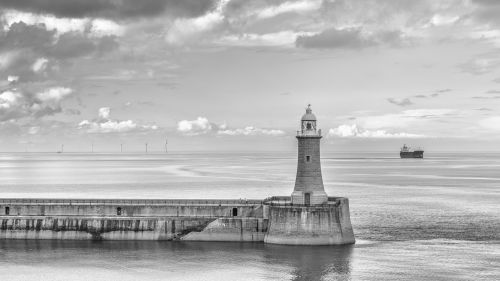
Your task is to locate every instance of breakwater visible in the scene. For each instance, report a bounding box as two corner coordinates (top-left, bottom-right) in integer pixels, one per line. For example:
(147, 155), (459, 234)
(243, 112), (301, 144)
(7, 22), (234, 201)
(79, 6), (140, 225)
(0, 197), (354, 244)
(0, 198), (267, 241)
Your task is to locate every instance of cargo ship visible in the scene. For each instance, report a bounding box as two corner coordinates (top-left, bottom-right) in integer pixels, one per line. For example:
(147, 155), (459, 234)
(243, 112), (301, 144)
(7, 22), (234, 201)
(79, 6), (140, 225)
(400, 144), (424, 158)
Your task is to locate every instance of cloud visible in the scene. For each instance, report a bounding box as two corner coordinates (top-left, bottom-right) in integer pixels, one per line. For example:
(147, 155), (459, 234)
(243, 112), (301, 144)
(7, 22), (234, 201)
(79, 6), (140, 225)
(177, 117), (214, 135)
(387, 97), (413, 106)
(1, 10), (123, 36)
(36, 87), (72, 102)
(479, 116), (500, 130)
(295, 27), (409, 49)
(0, 21), (120, 82)
(354, 109), (456, 130)
(7, 75), (18, 82)
(178, 116), (285, 136)
(218, 126), (285, 136)
(435, 88), (452, 94)
(216, 31), (304, 47)
(165, 0), (227, 45)
(0, 0), (216, 20)
(429, 14), (460, 26)
(475, 107), (492, 111)
(98, 107), (110, 119)
(413, 89), (451, 99)
(459, 57), (500, 75)
(78, 107), (158, 133)
(472, 96), (500, 99)
(328, 124), (424, 138)
(296, 27), (373, 49)
(256, 0), (322, 19)
(485, 90), (500, 94)
(0, 86), (74, 121)
(50, 32), (118, 59)
(64, 108), (81, 115)
(31, 57), (48, 72)
(470, 0), (500, 27)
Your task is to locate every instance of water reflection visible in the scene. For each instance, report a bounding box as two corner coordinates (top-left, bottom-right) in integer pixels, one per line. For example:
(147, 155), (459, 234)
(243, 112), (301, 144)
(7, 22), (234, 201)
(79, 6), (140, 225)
(0, 240), (353, 281)
(263, 244), (353, 281)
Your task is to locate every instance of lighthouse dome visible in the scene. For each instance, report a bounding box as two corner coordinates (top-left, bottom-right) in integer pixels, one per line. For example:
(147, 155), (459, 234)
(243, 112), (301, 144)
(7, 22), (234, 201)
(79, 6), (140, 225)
(301, 105), (316, 121)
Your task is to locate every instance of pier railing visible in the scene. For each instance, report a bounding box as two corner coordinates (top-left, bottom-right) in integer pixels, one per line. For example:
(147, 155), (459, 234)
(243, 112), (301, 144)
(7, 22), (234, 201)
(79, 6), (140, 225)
(0, 198), (264, 206)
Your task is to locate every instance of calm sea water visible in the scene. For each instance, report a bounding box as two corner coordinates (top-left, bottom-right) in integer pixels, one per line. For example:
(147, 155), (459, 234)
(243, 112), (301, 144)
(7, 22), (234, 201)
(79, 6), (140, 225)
(0, 152), (498, 281)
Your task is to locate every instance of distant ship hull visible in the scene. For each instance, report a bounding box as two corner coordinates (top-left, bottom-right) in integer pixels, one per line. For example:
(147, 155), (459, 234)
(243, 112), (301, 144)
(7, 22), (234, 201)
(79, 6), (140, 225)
(400, 151), (424, 158)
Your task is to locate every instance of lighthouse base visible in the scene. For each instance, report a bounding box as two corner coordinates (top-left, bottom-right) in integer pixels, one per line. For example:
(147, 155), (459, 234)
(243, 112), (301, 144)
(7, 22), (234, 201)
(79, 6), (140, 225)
(263, 197), (355, 245)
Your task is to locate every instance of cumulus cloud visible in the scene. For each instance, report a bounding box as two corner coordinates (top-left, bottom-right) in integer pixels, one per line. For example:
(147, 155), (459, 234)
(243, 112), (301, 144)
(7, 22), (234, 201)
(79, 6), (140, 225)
(177, 117), (214, 135)
(36, 87), (72, 102)
(328, 124), (424, 138)
(98, 107), (111, 119)
(0, 86), (74, 121)
(218, 126), (285, 136)
(387, 97), (413, 106)
(78, 107), (158, 133)
(177, 116), (285, 136)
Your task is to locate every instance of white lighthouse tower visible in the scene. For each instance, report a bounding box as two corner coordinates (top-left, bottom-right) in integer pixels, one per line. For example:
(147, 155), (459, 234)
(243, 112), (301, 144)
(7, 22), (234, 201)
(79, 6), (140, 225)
(291, 104), (328, 205)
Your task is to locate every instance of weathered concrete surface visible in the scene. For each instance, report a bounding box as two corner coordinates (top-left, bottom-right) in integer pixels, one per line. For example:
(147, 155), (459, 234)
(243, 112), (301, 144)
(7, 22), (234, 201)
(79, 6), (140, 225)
(0, 199), (267, 241)
(0, 216), (266, 241)
(181, 218), (267, 242)
(264, 198), (355, 245)
(0, 198), (354, 244)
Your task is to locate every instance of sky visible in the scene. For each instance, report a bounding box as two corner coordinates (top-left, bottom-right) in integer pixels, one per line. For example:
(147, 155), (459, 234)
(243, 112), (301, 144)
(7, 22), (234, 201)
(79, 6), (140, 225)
(1, 0), (500, 152)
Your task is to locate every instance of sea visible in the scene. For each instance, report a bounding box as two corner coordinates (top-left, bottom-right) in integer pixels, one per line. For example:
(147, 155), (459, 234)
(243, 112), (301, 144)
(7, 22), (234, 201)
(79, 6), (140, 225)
(0, 151), (498, 281)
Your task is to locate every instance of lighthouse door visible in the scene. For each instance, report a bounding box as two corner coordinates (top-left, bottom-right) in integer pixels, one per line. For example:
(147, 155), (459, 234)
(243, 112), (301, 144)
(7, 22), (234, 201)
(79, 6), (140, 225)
(304, 193), (311, 206)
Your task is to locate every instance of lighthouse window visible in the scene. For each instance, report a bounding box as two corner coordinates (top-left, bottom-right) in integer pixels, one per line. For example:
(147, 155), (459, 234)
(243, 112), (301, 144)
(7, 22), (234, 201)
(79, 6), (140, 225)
(5, 207), (9, 215)
(306, 123), (312, 130)
(306, 155), (311, 162)
(117, 207), (122, 216)
(232, 208), (238, 216)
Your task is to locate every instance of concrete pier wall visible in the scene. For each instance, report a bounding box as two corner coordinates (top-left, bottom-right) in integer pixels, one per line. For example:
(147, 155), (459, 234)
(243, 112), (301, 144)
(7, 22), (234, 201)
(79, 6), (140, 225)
(0, 198), (354, 244)
(0, 199), (267, 241)
(264, 197), (355, 245)
(0, 216), (268, 241)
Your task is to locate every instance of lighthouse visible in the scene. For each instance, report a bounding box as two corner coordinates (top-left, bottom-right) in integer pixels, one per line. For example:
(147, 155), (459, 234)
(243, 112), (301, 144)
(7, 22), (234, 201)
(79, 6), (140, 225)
(291, 104), (328, 205)
(263, 105), (355, 245)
